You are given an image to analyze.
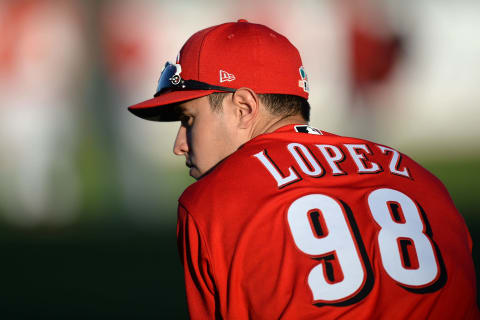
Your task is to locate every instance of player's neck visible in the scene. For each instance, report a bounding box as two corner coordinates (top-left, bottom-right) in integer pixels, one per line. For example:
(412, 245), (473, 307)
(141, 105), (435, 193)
(252, 114), (307, 138)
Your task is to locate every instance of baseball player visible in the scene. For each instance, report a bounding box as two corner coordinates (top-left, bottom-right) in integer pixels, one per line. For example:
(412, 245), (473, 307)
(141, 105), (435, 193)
(128, 20), (479, 319)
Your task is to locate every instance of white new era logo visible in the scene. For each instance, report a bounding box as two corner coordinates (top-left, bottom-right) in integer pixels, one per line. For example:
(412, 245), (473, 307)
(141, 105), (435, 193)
(219, 70), (236, 82)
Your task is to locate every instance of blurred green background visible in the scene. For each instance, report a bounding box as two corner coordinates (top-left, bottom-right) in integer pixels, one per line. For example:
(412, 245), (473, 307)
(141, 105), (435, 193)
(0, 0), (479, 318)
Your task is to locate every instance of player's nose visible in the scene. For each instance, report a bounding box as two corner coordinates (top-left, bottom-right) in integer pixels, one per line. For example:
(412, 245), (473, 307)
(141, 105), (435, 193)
(173, 125), (188, 156)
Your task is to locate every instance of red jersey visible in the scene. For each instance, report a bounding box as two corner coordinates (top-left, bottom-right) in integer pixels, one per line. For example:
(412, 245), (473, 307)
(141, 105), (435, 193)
(177, 124), (479, 319)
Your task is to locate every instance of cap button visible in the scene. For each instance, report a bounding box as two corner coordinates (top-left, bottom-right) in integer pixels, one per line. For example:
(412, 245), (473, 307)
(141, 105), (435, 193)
(237, 19), (248, 23)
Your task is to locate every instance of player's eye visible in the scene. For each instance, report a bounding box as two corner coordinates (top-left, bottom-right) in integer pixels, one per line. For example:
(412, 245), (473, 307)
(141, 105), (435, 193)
(180, 115), (192, 127)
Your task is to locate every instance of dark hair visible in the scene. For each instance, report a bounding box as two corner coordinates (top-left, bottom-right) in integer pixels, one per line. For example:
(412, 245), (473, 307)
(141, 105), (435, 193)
(208, 92), (310, 121)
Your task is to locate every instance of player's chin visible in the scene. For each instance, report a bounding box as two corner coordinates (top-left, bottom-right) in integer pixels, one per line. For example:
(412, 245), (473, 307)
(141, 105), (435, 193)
(189, 167), (201, 180)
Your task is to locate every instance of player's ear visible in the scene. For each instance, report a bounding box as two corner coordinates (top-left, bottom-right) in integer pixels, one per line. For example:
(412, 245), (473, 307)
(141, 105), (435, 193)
(230, 87), (259, 128)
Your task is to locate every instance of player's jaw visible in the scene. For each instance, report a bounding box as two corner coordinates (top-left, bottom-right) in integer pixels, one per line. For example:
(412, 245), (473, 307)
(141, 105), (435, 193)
(179, 147), (204, 179)
(185, 158), (200, 179)
(185, 153), (215, 180)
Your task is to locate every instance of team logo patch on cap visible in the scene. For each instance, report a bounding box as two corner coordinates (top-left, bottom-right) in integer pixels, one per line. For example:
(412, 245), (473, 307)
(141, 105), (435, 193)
(294, 125), (322, 135)
(219, 70), (236, 83)
(298, 66), (309, 93)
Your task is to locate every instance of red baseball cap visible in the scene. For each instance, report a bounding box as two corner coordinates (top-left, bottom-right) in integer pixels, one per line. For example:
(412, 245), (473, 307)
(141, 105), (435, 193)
(128, 19), (309, 121)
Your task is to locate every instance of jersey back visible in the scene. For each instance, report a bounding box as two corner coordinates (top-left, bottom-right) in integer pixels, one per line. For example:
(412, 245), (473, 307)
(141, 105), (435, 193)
(178, 124), (479, 319)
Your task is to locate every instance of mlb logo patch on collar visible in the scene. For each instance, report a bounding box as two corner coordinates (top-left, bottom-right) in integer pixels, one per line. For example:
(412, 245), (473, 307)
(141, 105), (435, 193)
(294, 125), (322, 135)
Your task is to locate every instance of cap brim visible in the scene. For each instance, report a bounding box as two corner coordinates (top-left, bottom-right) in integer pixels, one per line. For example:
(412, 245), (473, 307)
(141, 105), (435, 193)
(128, 90), (216, 121)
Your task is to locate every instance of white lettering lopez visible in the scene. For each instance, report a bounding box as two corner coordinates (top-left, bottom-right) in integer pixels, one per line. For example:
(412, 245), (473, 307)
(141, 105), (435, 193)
(253, 143), (411, 188)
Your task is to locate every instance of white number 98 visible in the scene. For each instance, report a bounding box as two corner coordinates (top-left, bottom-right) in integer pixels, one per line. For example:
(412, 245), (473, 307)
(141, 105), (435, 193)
(287, 188), (440, 304)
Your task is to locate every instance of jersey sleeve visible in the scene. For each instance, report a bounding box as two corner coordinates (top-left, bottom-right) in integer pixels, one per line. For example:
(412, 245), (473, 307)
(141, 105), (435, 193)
(177, 203), (219, 319)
